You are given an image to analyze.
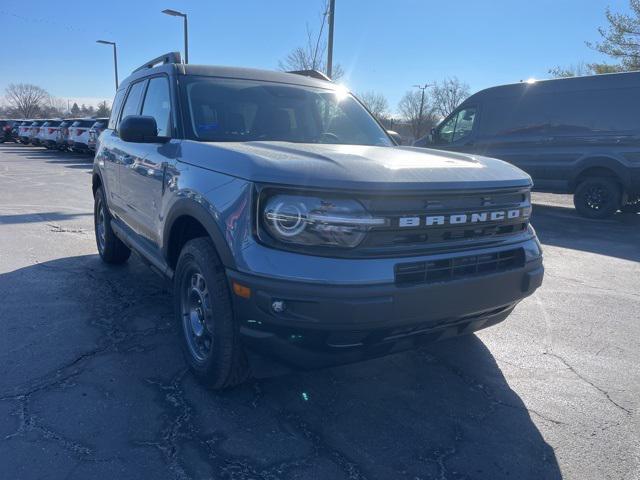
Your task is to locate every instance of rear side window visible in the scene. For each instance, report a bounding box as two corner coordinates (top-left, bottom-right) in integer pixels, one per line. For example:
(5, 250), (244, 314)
(119, 81), (147, 128)
(141, 76), (172, 137)
(480, 86), (640, 136)
(108, 89), (126, 130)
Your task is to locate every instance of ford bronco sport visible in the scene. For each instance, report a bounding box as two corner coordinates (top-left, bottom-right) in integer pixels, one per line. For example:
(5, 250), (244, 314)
(93, 52), (544, 389)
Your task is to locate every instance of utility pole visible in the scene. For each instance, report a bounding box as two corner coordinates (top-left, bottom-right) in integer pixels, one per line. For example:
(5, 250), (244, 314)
(327, 0), (335, 78)
(412, 83), (433, 138)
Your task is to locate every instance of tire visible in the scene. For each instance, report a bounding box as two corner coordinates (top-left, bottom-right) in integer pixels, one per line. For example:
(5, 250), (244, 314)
(174, 237), (250, 389)
(94, 187), (131, 264)
(573, 177), (621, 219)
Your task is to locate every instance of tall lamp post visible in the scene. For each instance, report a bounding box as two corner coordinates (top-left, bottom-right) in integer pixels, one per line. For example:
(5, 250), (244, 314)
(96, 40), (118, 90)
(162, 9), (189, 64)
(326, 0), (335, 78)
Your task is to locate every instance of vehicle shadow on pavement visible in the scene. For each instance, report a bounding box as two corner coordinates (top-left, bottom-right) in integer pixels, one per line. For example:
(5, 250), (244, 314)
(0, 211), (91, 225)
(532, 204), (640, 262)
(2, 146), (93, 162)
(0, 254), (561, 479)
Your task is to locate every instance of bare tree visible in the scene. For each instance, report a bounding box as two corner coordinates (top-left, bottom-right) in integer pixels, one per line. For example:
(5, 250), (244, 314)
(4, 83), (49, 118)
(357, 91), (389, 121)
(548, 61), (622, 78)
(398, 90), (436, 140)
(588, 0), (640, 71)
(41, 96), (67, 117)
(432, 77), (470, 118)
(548, 61), (593, 78)
(279, 1), (344, 80)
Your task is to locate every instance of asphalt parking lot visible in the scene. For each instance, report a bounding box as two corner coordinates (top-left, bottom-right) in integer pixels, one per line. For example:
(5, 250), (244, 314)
(0, 143), (638, 480)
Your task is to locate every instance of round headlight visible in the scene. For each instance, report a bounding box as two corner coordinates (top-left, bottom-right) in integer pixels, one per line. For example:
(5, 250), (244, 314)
(261, 194), (386, 248)
(266, 200), (308, 237)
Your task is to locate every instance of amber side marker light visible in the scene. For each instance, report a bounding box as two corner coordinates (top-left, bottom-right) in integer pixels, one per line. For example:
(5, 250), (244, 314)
(232, 282), (251, 299)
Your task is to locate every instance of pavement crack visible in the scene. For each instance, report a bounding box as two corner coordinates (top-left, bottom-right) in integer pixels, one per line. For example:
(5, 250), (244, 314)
(46, 223), (89, 235)
(0, 347), (104, 401)
(426, 352), (566, 426)
(4, 394), (94, 457)
(430, 425), (463, 480)
(138, 369), (195, 480)
(544, 352), (632, 415)
(279, 411), (370, 480)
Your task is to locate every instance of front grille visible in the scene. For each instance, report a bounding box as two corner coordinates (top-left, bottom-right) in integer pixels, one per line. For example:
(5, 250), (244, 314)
(358, 188), (531, 255)
(395, 248), (524, 286)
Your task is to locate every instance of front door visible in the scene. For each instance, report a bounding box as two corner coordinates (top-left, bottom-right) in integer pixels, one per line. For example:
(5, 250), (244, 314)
(118, 75), (174, 246)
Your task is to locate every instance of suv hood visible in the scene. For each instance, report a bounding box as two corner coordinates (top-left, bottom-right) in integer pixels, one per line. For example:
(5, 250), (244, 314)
(178, 141), (532, 191)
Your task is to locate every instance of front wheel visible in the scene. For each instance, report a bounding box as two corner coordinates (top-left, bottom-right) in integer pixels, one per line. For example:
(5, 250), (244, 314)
(174, 237), (249, 389)
(573, 177), (621, 219)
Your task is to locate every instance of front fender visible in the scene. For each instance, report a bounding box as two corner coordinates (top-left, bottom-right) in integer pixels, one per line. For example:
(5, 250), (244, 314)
(161, 166), (255, 269)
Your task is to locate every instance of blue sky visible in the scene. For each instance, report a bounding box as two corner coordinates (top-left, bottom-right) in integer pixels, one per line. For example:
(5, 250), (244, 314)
(0, 0), (630, 111)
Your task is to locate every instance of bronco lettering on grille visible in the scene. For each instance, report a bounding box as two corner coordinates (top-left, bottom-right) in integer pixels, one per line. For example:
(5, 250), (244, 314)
(398, 209), (521, 227)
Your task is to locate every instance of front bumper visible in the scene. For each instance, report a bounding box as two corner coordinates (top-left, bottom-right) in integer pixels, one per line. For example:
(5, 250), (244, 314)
(228, 241), (543, 368)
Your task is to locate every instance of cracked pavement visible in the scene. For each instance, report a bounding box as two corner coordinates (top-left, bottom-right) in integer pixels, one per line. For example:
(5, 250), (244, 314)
(1, 144), (639, 479)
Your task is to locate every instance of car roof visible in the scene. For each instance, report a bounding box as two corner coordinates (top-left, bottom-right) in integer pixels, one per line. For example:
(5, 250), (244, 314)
(465, 70), (640, 103)
(121, 62), (336, 91)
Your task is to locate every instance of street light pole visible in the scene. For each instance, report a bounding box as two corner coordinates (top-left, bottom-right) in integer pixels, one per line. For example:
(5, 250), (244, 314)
(162, 9), (189, 64)
(96, 40), (118, 90)
(326, 0), (335, 78)
(113, 43), (119, 88)
(183, 14), (189, 64)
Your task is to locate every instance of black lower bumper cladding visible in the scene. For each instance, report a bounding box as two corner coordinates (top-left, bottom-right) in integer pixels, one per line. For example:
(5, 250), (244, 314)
(228, 258), (544, 368)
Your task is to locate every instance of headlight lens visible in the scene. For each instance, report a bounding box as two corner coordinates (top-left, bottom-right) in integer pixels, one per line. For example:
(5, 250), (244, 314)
(262, 194), (386, 248)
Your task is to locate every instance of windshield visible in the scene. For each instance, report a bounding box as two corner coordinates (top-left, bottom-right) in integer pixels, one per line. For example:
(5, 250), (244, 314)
(181, 77), (392, 146)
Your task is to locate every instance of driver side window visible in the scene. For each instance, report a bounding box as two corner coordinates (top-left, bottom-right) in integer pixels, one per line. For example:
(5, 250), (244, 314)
(437, 107), (477, 144)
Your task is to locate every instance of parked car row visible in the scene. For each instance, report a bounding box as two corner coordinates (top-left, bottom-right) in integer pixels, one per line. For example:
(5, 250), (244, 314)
(0, 118), (108, 154)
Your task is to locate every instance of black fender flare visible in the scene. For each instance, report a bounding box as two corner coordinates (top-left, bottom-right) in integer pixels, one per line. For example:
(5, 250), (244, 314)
(162, 198), (236, 269)
(570, 155), (631, 191)
(91, 167), (103, 195)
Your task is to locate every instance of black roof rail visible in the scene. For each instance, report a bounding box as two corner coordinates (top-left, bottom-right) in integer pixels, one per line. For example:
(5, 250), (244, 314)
(287, 69), (332, 82)
(132, 52), (182, 73)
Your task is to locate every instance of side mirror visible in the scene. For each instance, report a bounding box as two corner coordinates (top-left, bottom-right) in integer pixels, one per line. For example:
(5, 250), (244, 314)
(387, 130), (402, 145)
(119, 115), (168, 143)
